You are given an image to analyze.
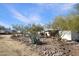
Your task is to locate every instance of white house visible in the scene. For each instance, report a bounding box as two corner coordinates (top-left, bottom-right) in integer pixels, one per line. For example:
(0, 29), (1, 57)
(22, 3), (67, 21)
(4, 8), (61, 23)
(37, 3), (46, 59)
(59, 31), (79, 41)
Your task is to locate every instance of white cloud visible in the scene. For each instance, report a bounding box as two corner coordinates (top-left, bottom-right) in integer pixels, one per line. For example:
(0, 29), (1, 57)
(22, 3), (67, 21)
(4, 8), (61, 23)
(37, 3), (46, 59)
(31, 3), (76, 18)
(29, 14), (41, 21)
(60, 4), (75, 11)
(37, 3), (75, 13)
(10, 9), (30, 23)
(4, 3), (76, 25)
(8, 8), (41, 24)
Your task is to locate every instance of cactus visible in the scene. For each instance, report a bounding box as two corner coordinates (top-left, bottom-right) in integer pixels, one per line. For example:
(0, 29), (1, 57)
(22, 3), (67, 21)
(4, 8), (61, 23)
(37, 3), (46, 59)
(29, 33), (40, 44)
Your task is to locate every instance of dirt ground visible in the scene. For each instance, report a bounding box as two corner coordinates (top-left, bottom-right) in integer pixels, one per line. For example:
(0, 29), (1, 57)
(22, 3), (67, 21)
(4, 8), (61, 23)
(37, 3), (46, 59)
(0, 35), (39, 56)
(0, 35), (79, 56)
(69, 42), (79, 56)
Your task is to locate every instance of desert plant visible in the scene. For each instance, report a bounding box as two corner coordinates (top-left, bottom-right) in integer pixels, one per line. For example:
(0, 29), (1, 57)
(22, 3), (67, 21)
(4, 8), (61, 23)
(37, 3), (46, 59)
(29, 33), (41, 44)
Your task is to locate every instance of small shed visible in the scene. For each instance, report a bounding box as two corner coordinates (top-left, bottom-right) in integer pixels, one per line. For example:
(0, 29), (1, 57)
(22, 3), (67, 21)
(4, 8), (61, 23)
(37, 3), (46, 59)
(59, 31), (79, 41)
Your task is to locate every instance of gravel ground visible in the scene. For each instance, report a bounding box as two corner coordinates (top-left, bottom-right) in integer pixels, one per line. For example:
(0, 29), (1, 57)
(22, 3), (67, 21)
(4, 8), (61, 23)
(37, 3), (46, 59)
(1, 36), (79, 56)
(11, 35), (71, 56)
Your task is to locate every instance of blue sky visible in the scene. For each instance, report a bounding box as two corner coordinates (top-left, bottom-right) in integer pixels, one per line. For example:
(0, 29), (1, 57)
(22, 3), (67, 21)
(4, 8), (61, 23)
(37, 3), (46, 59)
(0, 3), (76, 28)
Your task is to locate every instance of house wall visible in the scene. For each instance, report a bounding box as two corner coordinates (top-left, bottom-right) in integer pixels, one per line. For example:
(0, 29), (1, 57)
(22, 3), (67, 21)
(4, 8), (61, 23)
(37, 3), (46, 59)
(59, 31), (72, 40)
(72, 32), (79, 41)
(59, 31), (79, 41)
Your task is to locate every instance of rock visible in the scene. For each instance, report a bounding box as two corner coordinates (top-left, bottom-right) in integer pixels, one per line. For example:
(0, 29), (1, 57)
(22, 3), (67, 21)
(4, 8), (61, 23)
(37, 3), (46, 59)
(53, 52), (63, 56)
(63, 48), (65, 50)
